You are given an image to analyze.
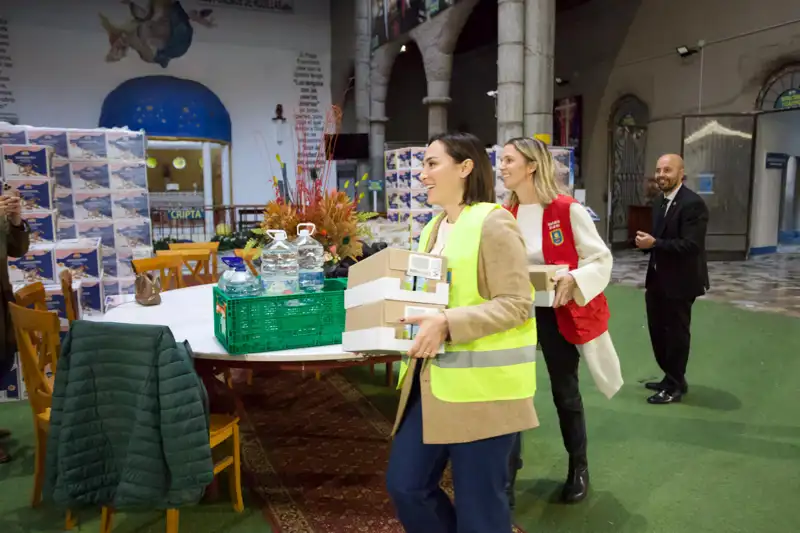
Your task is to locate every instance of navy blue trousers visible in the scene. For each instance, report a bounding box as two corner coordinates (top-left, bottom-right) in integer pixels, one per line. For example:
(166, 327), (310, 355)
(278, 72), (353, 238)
(386, 365), (515, 533)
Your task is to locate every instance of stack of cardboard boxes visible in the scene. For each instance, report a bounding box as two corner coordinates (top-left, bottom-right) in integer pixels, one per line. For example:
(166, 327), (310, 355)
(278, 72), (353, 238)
(528, 265), (570, 307)
(342, 248), (450, 354)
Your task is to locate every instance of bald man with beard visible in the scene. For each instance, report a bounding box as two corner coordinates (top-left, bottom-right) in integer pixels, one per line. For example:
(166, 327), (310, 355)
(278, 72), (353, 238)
(635, 154), (709, 404)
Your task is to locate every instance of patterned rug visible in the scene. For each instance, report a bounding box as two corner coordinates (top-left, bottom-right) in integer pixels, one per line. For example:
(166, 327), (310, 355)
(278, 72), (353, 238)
(238, 371), (525, 533)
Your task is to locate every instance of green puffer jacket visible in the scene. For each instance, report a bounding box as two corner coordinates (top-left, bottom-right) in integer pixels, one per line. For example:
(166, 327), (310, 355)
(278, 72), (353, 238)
(44, 321), (214, 509)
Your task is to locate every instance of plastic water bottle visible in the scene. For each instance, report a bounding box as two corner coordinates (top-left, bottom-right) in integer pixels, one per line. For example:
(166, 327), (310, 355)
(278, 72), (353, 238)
(261, 229), (299, 295)
(294, 223), (325, 293)
(218, 256), (261, 298)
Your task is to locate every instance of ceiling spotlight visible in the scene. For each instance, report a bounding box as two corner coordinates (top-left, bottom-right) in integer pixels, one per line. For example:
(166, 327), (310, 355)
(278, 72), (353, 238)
(676, 45), (698, 58)
(400, 44), (407, 52)
(555, 77), (568, 86)
(486, 90), (498, 97)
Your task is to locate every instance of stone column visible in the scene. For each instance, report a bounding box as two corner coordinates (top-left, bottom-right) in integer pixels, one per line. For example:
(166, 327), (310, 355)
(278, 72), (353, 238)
(497, 0), (525, 144)
(524, 0), (556, 139)
(354, 0), (372, 201)
(411, 0), (477, 138)
(369, 42), (404, 186)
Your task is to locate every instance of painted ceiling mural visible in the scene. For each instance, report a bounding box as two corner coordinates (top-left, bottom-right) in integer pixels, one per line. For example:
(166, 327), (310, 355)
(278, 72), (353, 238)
(99, 0), (217, 68)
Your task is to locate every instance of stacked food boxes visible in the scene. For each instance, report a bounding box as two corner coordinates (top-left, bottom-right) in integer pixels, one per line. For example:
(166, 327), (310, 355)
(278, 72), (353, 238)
(1, 122), (153, 316)
(0, 122), (153, 401)
(341, 247), (450, 354)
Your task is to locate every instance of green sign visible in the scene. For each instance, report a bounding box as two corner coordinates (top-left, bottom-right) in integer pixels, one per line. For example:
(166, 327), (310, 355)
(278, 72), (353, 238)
(775, 88), (800, 109)
(367, 180), (384, 192)
(166, 208), (205, 220)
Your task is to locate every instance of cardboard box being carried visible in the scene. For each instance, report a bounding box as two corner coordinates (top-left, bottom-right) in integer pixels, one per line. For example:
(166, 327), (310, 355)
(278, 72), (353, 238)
(342, 301), (445, 355)
(345, 247), (449, 309)
(529, 264), (569, 307)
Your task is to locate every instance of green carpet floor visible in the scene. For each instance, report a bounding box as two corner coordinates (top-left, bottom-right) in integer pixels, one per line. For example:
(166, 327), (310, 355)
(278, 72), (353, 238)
(1, 284), (798, 533)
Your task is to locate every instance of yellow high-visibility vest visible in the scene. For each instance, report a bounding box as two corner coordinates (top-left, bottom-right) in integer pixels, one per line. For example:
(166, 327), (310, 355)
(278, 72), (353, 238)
(397, 202), (537, 402)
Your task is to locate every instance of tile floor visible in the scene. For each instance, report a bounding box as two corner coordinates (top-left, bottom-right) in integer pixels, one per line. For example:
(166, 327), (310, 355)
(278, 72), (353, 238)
(612, 251), (800, 318)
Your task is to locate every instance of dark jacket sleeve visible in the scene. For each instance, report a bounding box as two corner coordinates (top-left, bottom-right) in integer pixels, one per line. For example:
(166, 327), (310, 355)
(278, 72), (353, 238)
(44, 327), (72, 504)
(7, 220), (30, 258)
(157, 330), (214, 507)
(654, 200), (708, 255)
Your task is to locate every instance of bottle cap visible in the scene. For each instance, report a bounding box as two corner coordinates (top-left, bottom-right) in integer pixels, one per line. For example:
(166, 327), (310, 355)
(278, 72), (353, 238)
(221, 256), (246, 271)
(299, 229), (311, 237)
(267, 229), (288, 241)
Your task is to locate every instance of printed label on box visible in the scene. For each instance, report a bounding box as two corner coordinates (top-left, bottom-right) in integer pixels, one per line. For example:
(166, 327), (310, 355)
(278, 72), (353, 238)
(103, 249), (118, 277)
(106, 131), (146, 161)
(112, 190), (149, 218)
(406, 254), (442, 280)
(403, 305), (441, 339)
(3, 145), (50, 179)
(110, 162), (147, 190)
(7, 178), (53, 211)
(52, 159), (71, 190)
(74, 191), (113, 220)
(397, 170), (411, 189)
(56, 239), (102, 280)
(71, 161), (110, 191)
(68, 131), (107, 160)
(0, 128), (27, 146)
(114, 219), (152, 248)
(28, 129), (69, 158)
(79, 280), (104, 314)
(77, 220), (116, 249)
(8, 246), (56, 284)
(55, 189), (75, 220)
(57, 219), (77, 240)
(22, 211), (56, 244)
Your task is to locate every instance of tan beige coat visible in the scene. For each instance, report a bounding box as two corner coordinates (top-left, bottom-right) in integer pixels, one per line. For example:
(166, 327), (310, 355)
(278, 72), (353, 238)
(391, 208), (539, 444)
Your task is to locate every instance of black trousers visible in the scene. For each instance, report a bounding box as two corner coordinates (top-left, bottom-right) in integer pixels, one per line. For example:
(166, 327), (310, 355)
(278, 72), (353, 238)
(645, 289), (695, 391)
(509, 307), (587, 476)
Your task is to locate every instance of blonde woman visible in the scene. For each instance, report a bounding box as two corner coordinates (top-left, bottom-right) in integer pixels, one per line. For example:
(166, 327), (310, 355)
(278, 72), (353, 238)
(500, 137), (622, 504)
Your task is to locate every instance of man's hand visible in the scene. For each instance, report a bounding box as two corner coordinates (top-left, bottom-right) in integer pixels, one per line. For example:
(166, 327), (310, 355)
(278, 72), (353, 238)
(635, 231), (656, 250)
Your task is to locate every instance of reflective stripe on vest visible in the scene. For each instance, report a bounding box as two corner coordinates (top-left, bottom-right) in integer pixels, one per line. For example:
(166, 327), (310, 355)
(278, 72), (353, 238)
(396, 202), (538, 403)
(401, 344), (536, 368)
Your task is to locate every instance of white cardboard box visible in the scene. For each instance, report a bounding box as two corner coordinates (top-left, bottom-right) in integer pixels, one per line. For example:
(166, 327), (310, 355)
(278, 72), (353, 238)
(344, 276), (449, 310)
(342, 327), (445, 355)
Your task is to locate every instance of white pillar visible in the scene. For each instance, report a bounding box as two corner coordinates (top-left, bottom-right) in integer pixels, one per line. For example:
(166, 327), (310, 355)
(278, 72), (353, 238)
(369, 42), (404, 186)
(497, 0), (525, 144)
(355, 0), (371, 200)
(221, 144), (231, 206)
(524, 0), (556, 139)
(201, 142), (214, 236)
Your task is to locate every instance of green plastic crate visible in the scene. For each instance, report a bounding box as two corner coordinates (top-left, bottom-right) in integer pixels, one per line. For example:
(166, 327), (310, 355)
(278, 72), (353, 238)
(213, 278), (347, 355)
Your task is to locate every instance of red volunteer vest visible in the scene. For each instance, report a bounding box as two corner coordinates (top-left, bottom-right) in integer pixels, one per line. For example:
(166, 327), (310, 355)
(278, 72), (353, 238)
(507, 195), (610, 344)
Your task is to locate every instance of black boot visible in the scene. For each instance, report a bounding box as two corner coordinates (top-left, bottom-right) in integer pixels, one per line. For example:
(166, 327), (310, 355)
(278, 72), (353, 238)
(561, 456), (589, 503)
(506, 433), (523, 509)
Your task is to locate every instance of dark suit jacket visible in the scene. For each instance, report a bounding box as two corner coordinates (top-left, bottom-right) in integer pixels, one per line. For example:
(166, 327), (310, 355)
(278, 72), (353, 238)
(645, 185), (710, 299)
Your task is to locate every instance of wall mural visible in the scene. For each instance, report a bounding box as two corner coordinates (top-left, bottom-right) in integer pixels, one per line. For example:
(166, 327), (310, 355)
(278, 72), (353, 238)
(99, 0), (216, 68)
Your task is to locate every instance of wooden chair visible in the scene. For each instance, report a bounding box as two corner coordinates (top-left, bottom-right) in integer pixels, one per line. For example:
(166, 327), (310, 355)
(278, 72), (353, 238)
(132, 256), (184, 291)
(99, 416), (244, 533)
(14, 282), (47, 311)
(59, 271), (78, 323)
(8, 302), (78, 530)
(168, 242), (221, 282)
(155, 250), (215, 286)
(233, 248), (259, 276)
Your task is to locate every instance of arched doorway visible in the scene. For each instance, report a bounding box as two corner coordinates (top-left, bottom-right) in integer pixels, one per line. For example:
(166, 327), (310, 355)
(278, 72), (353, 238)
(100, 75), (232, 237)
(607, 95), (649, 247)
(756, 63), (800, 110)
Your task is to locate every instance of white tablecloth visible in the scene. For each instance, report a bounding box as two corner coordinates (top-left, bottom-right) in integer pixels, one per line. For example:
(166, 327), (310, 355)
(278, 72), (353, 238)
(85, 284), (361, 363)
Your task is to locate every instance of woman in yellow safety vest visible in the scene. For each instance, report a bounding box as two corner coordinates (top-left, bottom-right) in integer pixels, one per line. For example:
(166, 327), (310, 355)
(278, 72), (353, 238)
(385, 131), (539, 533)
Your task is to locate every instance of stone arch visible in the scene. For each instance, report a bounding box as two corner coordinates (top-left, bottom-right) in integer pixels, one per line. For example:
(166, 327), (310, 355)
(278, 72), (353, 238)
(606, 94), (650, 246)
(384, 40), (428, 143)
(755, 62), (800, 111)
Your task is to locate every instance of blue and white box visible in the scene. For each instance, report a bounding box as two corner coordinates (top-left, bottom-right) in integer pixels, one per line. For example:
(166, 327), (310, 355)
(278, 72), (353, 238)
(27, 129), (69, 159)
(110, 161), (147, 190)
(106, 130), (146, 161)
(0, 125), (27, 146)
(55, 238), (102, 280)
(2, 145), (52, 179)
(77, 220), (116, 249)
(71, 161), (110, 191)
(52, 159), (71, 190)
(68, 131), (107, 160)
(57, 219), (78, 240)
(55, 189), (75, 220)
(7, 178), (54, 211)
(114, 219), (152, 248)
(112, 190), (149, 218)
(78, 279), (104, 315)
(22, 211), (57, 244)
(8, 243), (56, 284)
(75, 191), (113, 220)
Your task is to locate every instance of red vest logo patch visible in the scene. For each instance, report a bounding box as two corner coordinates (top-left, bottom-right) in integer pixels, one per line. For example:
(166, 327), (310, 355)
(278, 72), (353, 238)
(550, 228), (564, 246)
